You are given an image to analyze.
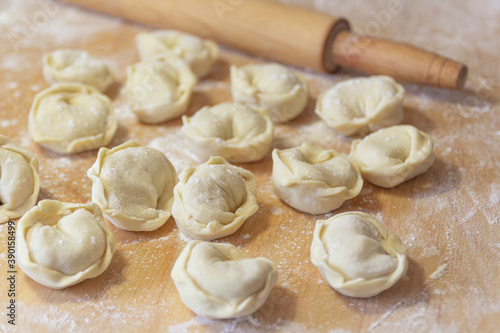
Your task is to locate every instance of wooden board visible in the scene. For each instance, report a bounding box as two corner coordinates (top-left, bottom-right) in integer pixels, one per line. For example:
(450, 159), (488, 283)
(0, 0), (499, 332)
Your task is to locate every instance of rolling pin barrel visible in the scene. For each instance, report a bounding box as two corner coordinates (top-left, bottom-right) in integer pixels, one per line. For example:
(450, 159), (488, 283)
(61, 0), (467, 89)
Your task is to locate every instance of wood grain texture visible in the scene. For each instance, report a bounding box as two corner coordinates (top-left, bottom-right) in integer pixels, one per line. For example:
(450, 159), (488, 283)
(0, 0), (498, 332)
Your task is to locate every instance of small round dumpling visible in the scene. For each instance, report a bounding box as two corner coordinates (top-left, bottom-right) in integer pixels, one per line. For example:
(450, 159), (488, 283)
(43, 49), (114, 92)
(315, 76), (405, 136)
(87, 140), (178, 231)
(16, 200), (116, 289)
(125, 56), (197, 123)
(230, 63), (308, 123)
(172, 156), (258, 240)
(0, 136), (40, 223)
(181, 102), (274, 163)
(311, 211), (407, 298)
(171, 241), (278, 319)
(350, 125), (435, 188)
(136, 30), (219, 78)
(28, 83), (117, 154)
(272, 144), (363, 214)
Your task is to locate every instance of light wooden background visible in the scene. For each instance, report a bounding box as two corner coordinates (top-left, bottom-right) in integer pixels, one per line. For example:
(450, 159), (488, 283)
(0, 0), (498, 332)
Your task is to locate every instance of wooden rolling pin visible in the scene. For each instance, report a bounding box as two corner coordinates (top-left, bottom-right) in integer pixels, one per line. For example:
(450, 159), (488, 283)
(61, 0), (468, 89)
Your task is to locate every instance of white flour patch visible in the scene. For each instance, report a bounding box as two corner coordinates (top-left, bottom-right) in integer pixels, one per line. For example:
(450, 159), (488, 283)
(429, 263), (449, 280)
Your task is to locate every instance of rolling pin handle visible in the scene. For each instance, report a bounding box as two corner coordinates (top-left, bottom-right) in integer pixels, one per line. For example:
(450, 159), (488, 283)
(330, 30), (468, 89)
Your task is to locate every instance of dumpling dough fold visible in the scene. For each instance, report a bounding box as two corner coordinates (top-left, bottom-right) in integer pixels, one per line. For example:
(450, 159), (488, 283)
(181, 102), (274, 163)
(311, 211), (407, 297)
(87, 140), (178, 231)
(315, 76), (405, 136)
(16, 200), (116, 289)
(125, 56), (197, 124)
(350, 125), (435, 188)
(135, 30), (219, 78)
(231, 63), (308, 123)
(172, 156), (258, 240)
(171, 241), (278, 319)
(43, 49), (114, 92)
(28, 83), (117, 154)
(0, 136), (40, 223)
(272, 144), (363, 214)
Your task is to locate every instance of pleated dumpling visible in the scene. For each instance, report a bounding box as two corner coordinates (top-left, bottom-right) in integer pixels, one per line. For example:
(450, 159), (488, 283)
(0, 136), (40, 223)
(125, 56), (196, 124)
(87, 141), (178, 231)
(272, 144), (363, 214)
(42, 49), (114, 92)
(171, 241), (278, 319)
(315, 76), (405, 136)
(311, 211), (407, 297)
(135, 30), (219, 78)
(172, 156), (258, 240)
(28, 83), (117, 154)
(350, 125), (435, 188)
(16, 200), (116, 289)
(231, 63), (308, 123)
(181, 102), (274, 163)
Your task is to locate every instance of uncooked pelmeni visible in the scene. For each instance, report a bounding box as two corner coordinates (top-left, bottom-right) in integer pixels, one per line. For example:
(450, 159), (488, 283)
(136, 30), (219, 78)
(272, 144), (363, 214)
(311, 211), (407, 298)
(87, 140), (178, 231)
(125, 56), (196, 123)
(181, 102), (274, 163)
(0, 136), (40, 223)
(315, 76), (405, 136)
(350, 125), (435, 188)
(230, 63), (308, 123)
(43, 49), (114, 92)
(171, 241), (278, 319)
(28, 83), (117, 154)
(172, 156), (258, 240)
(16, 200), (116, 289)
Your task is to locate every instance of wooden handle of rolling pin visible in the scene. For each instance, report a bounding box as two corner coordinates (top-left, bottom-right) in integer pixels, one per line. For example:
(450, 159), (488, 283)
(60, 0), (467, 89)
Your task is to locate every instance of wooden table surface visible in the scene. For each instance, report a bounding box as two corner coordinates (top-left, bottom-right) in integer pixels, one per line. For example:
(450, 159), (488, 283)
(0, 0), (499, 332)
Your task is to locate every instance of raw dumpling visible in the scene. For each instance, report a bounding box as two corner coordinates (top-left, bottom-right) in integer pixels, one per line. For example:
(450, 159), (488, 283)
(136, 30), (219, 78)
(124, 56), (197, 123)
(87, 140), (178, 231)
(16, 200), (116, 289)
(0, 136), (40, 223)
(315, 76), (405, 136)
(311, 211), (407, 297)
(230, 63), (308, 123)
(272, 144), (363, 214)
(172, 156), (258, 240)
(28, 83), (117, 154)
(43, 49), (114, 92)
(350, 125), (435, 188)
(181, 102), (274, 163)
(171, 241), (278, 319)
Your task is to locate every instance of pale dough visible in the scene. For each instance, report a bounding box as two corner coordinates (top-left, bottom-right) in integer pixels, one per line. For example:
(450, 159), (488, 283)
(28, 83), (117, 154)
(87, 140), (178, 231)
(16, 200), (116, 289)
(135, 30), (219, 78)
(43, 49), (114, 92)
(350, 125), (435, 188)
(315, 76), (405, 136)
(172, 156), (258, 240)
(310, 211), (408, 298)
(124, 56), (197, 123)
(181, 102), (274, 163)
(230, 63), (308, 123)
(272, 144), (363, 214)
(0, 136), (40, 223)
(171, 241), (278, 319)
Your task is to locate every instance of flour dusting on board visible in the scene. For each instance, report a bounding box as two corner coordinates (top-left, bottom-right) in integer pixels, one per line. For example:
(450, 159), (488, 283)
(1, 0), (499, 332)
